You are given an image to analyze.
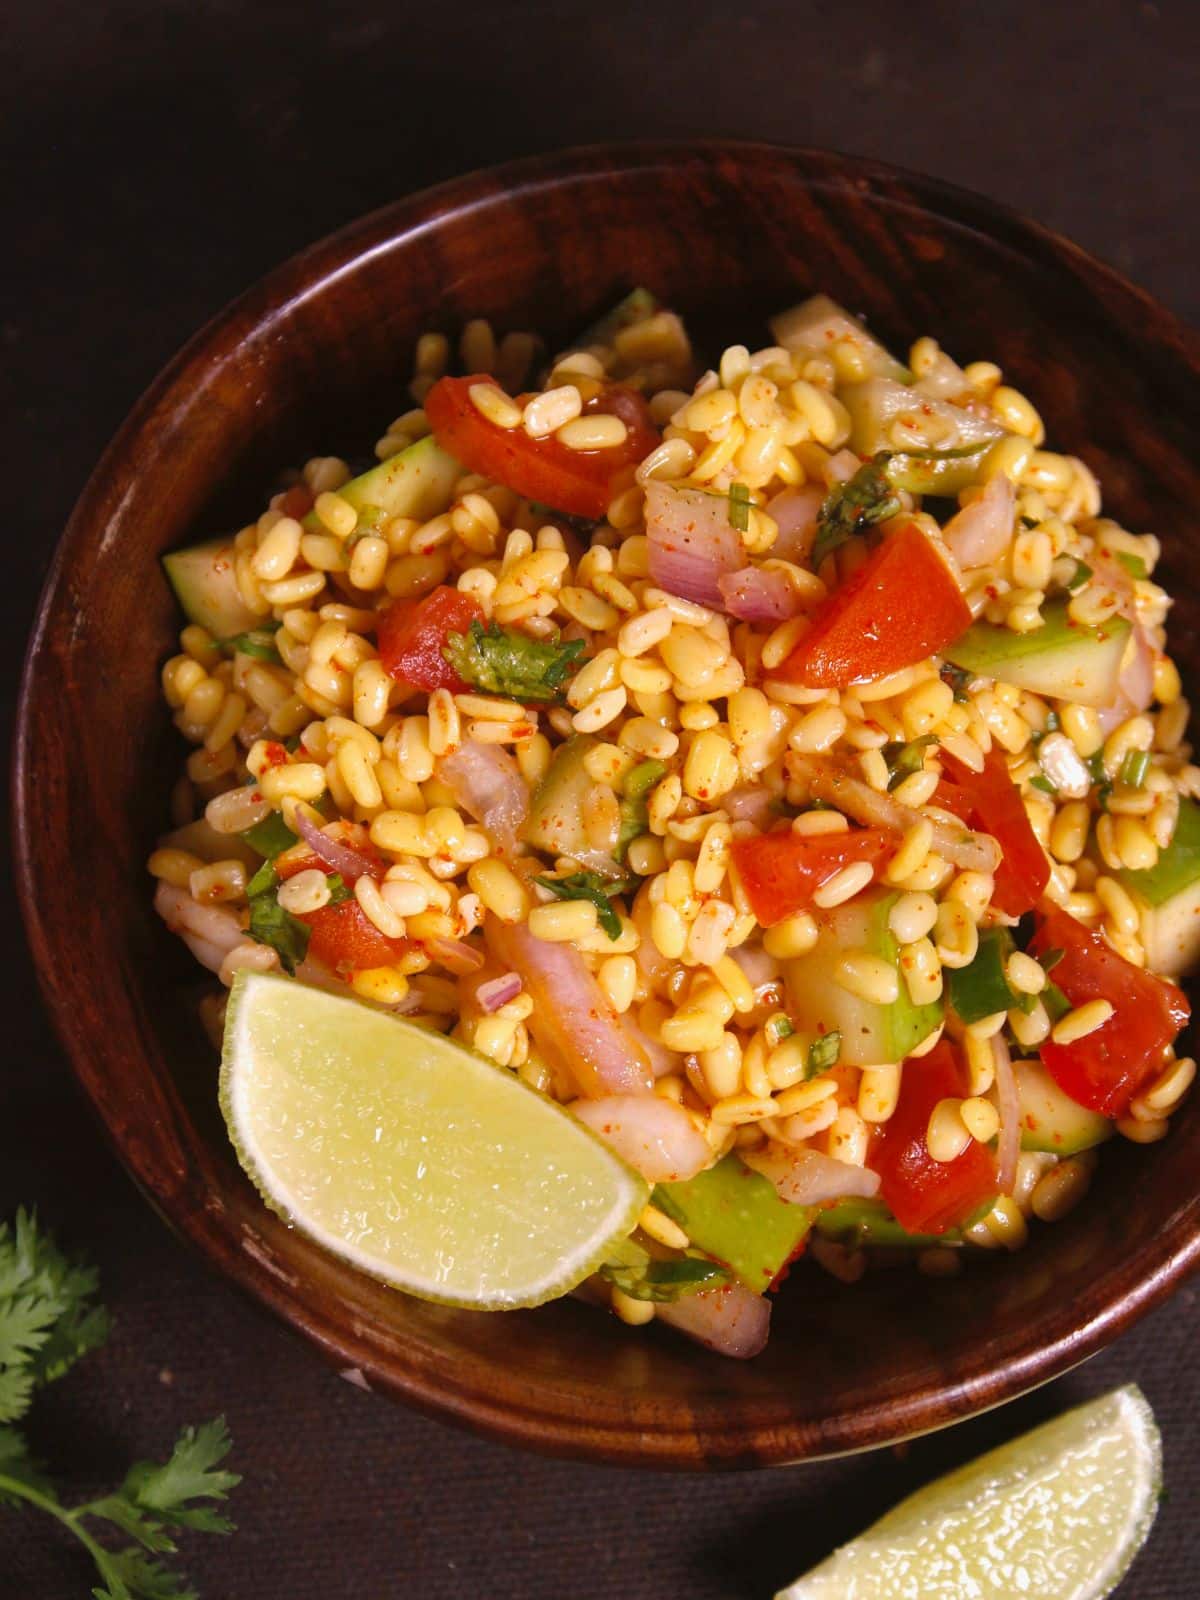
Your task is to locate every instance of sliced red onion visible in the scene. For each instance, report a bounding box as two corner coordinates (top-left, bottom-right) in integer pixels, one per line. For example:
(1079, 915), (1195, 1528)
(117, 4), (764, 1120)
(426, 936), (486, 976)
(485, 915), (654, 1096)
(728, 939), (781, 994)
(823, 448), (861, 486)
(743, 1146), (881, 1206)
(722, 786), (778, 828)
(438, 740), (529, 856)
(570, 1095), (710, 1183)
(645, 480), (743, 609)
(942, 473), (1014, 570)
(992, 1033), (1020, 1197)
(293, 809), (379, 883)
(1090, 552), (1157, 727)
(476, 972), (522, 1013)
(719, 564), (806, 623)
(655, 1280), (771, 1360)
(766, 483), (825, 565)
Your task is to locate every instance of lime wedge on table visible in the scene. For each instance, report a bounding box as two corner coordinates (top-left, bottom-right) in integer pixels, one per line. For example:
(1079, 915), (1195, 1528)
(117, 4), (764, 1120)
(778, 1385), (1160, 1600)
(220, 972), (648, 1308)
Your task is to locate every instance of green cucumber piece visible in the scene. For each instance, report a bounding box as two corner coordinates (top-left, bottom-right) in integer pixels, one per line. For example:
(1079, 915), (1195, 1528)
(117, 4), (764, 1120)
(571, 287), (660, 352)
(654, 1154), (813, 1293)
(948, 927), (1026, 1024)
(1131, 879), (1200, 977)
(943, 600), (1131, 708)
(302, 434), (460, 533)
(839, 377), (1006, 494)
(162, 538), (261, 638)
(769, 295), (911, 383)
(783, 888), (943, 1067)
(1015, 1058), (1112, 1155)
(522, 735), (596, 858)
(814, 1197), (956, 1249)
(1121, 798), (1200, 908)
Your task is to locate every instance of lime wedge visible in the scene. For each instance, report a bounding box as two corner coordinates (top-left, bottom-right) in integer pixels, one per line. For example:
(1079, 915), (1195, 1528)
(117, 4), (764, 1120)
(778, 1385), (1160, 1600)
(220, 972), (648, 1308)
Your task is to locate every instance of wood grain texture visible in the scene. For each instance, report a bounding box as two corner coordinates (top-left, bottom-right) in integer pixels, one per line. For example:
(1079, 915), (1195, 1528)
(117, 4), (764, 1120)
(14, 142), (1200, 1469)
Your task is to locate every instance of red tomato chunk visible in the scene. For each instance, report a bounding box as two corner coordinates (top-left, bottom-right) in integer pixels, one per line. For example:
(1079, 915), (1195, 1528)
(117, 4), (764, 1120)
(777, 522), (971, 689)
(424, 375), (659, 520)
(1030, 904), (1189, 1116)
(377, 585), (484, 693)
(872, 1039), (998, 1235)
(731, 827), (894, 927)
(938, 747), (1050, 916)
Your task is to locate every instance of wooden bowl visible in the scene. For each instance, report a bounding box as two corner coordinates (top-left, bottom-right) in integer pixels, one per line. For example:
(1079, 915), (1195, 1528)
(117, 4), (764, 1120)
(16, 143), (1200, 1468)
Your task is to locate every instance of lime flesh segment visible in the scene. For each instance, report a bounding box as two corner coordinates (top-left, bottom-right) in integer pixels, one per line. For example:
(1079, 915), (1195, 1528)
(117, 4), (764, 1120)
(777, 1385), (1160, 1600)
(221, 972), (648, 1308)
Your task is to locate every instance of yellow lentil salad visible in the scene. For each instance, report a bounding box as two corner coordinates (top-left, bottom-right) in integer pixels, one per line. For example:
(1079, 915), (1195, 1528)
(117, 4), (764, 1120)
(152, 291), (1197, 1357)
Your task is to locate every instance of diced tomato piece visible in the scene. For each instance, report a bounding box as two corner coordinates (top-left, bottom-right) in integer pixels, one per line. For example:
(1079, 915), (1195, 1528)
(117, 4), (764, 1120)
(871, 1039), (999, 1235)
(377, 585), (484, 692)
(1030, 904), (1190, 1116)
(776, 522), (971, 688)
(731, 827), (894, 927)
(302, 899), (412, 976)
(424, 375), (659, 519)
(939, 747), (1050, 916)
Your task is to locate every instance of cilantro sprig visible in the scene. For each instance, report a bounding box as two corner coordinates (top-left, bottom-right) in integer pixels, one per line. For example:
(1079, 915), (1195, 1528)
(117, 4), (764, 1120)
(598, 1238), (728, 1302)
(444, 621), (586, 703)
(0, 1211), (239, 1599)
(811, 455), (902, 569)
(534, 870), (634, 941)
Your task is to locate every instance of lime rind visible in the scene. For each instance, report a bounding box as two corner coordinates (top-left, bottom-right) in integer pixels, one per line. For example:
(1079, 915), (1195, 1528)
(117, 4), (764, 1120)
(777, 1385), (1160, 1600)
(220, 971), (649, 1310)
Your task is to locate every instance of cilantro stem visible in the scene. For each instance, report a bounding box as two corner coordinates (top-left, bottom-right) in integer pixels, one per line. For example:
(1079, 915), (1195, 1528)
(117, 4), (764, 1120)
(0, 1471), (119, 1581)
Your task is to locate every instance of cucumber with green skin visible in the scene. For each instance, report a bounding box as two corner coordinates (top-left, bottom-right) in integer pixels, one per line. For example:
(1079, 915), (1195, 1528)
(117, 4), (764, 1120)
(1119, 799), (1200, 977)
(839, 377), (1006, 494)
(1015, 1058), (1112, 1155)
(522, 735), (596, 858)
(814, 1197), (957, 1249)
(654, 1154), (814, 1293)
(162, 539), (261, 639)
(300, 433), (460, 533)
(942, 600), (1131, 708)
(1122, 798), (1200, 908)
(784, 888), (943, 1067)
(770, 295), (912, 384)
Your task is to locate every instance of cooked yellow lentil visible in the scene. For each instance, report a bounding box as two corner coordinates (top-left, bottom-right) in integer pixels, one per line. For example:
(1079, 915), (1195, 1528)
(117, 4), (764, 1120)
(152, 288), (1196, 1326)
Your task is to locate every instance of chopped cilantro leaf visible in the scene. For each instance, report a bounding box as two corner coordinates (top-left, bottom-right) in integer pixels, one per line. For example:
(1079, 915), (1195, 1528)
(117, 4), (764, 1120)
(1120, 749), (1151, 789)
(623, 759), (667, 800)
(1030, 774), (1057, 795)
(808, 1032), (842, 1076)
(246, 862), (310, 975)
(1067, 560), (1093, 591)
(444, 621), (586, 703)
(1039, 947), (1065, 974)
(534, 871), (633, 940)
(1114, 551), (1148, 581)
(219, 621), (282, 663)
(811, 454), (902, 570)
(883, 735), (936, 790)
(939, 660), (973, 702)
(1043, 981), (1072, 1023)
(598, 1238), (727, 1302)
(727, 481), (752, 533)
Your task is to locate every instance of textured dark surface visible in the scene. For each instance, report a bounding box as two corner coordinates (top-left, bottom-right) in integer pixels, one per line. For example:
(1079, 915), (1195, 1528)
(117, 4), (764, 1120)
(4, 1), (1199, 1595)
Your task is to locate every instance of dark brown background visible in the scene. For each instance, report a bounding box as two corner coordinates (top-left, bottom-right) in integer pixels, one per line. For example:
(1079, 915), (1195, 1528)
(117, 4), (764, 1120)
(3, 2), (1198, 1594)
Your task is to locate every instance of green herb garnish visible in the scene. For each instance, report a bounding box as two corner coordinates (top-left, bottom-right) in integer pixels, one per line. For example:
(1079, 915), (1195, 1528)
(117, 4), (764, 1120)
(1120, 749), (1151, 789)
(882, 735), (937, 790)
(614, 759), (668, 861)
(534, 870), (632, 941)
(1067, 560), (1093, 592)
(0, 1211), (239, 1599)
(219, 629), (281, 663)
(1042, 980), (1072, 1023)
(1030, 774), (1057, 795)
(727, 481), (753, 533)
(444, 621), (586, 703)
(765, 1013), (794, 1047)
(808, 1031), (842, 1076)
(598, 1238), (728, 1303)
(939, 661), (974, 702)
(246, 861), (310, 975)
(240, 809), (297, 860)
(811, 454), (902, 570)
(1039, 947), (1065, 974)
(1114, 551), (1148, 581)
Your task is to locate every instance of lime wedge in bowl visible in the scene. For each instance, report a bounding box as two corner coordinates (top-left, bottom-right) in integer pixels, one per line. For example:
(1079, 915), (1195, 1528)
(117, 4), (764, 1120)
(778, 1385), (1160, 1600)
(220, 971), (648, 1308)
